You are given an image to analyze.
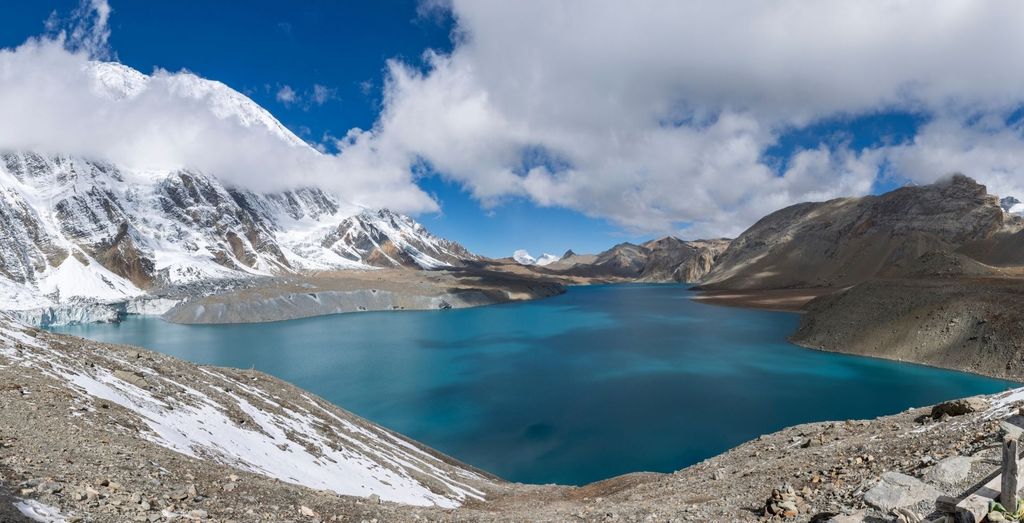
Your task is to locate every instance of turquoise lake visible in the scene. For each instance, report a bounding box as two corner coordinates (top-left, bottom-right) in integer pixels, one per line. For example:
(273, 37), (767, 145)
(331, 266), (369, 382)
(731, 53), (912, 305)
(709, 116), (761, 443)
(50, 284), (1015, 485)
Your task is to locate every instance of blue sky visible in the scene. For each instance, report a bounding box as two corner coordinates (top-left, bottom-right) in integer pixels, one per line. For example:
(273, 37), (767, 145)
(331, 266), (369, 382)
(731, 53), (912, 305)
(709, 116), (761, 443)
(5, 2), (1023, 258)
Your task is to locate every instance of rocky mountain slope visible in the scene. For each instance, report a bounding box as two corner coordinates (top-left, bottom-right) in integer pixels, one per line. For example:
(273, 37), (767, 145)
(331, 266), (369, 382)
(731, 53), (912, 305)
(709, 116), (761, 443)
(700, 175), (1019, 290)
(0, 312), (497, 519)
(541, 237), (730, 283)
(793, 273), (1024, 380)
(690, 175), (1024, 380)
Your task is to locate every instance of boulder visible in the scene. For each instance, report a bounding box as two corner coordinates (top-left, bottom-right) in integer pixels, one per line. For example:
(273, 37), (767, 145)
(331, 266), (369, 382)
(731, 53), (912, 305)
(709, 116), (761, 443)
(925, 456), (973, 485)
(931, 397), (989, 419)
(824, 510), (868, 523)
(863, 472), (940, 512)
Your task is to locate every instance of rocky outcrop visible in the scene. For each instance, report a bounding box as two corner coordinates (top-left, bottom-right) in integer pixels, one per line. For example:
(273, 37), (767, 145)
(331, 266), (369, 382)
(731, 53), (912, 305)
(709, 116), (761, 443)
(700, 175), (1016, 290)
(640, 237), (731, 282)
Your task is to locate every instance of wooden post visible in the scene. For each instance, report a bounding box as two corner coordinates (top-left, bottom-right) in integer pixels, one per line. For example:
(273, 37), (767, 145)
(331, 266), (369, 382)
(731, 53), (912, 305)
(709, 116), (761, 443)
(1003, 434), (1020, 509)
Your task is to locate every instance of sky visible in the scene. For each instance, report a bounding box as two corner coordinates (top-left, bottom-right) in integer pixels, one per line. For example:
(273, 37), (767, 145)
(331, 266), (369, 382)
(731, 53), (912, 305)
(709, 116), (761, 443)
(2, 1), (1024, 258)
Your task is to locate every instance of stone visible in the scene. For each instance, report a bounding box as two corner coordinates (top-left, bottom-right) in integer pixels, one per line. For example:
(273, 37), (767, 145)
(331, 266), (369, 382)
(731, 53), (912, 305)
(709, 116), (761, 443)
(925, 456), (973, 485)
(824, 510), (867, 523)
(863, 472), (941, 512)
(931, 397), (989, 419)
(300, 505), (317, 517)
(38, 481), (62, 493)
(368, 494), (381, 504)
(187, 509), (208, 520)
(168, 488), (189, 501)
(113, 369), (150, 390)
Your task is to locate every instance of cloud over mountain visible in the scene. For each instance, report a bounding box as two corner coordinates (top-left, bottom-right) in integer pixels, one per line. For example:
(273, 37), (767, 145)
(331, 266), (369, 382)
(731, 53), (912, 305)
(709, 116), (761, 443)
(0, 0), (437, 215)
(5, 0), (1024, 239)
(356, 0), (1024, 237)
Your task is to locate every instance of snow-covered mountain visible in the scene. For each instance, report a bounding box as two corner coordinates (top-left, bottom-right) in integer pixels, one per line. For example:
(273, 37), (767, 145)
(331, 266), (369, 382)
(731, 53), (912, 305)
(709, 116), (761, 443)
(512, 250), (559, 266)
(88, 61), (307, 148)
(323, 209), (475, 269)
(1003, 196), (1024, 216)
(0, 62), (476, 314)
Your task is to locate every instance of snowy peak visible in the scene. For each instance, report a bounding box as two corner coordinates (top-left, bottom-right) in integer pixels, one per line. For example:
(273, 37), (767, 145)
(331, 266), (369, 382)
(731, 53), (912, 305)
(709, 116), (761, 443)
(512, 250), (536, 265)
(512, 250), (560, 266)
(322, 209), (477, 270)
(86, 61), (308, 148)
(1003, 196), (1024, 216)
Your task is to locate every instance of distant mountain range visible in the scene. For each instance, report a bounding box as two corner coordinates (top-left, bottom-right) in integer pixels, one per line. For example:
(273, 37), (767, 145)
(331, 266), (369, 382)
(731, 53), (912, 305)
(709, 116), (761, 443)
(514, 237), (731, 283)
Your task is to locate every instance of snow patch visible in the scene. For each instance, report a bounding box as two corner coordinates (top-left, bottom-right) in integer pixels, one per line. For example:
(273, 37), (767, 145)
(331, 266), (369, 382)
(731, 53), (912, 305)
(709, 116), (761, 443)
(53, 360), (481, 507)
(14, 499), (68, 523)
(38, 255), (142, 303)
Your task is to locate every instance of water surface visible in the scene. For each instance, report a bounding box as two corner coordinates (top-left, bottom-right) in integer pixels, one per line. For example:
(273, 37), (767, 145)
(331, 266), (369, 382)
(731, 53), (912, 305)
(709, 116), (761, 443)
(51, 284), (1014, 485)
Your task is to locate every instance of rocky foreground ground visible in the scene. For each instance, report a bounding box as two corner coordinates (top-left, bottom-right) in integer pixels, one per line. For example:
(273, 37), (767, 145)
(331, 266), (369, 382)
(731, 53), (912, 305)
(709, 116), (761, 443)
(3, 312), (1024, 522)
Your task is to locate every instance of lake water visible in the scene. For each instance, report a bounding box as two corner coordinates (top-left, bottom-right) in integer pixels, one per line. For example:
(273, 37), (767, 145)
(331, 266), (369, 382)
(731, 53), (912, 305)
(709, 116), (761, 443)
(50, 284), (1015, 485)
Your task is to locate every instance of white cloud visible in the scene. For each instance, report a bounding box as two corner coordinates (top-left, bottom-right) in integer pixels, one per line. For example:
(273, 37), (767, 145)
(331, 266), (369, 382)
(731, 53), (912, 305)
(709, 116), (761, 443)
(311, 84), (336, 105)
(339, 0), (1024, 237)
(7, 0), (1024, 238)
(276, 83), (336, 109)
(883, 115), (1024, 201)
(275, 85), (298, 105)
(0, 39), (436, 214)
(47, 0), (114, 60)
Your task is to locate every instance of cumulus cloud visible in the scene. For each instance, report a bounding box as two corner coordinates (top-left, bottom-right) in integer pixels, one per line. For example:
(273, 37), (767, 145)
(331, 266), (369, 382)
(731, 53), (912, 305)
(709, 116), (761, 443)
(0, 38), (436, 213)
(340, 0), (1024, 236)
(7, 0), (1024, 236)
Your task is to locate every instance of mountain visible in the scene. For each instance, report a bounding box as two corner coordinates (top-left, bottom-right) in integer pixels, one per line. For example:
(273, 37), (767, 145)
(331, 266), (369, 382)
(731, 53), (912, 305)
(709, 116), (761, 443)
(321, 209), (476, 269)
(88, 62), (307, 148)
(512, 250), (559, 266)
(690, 175), (1024, 380)
(1003, 196), (1024, 216)
(0, 62), (477, 314)
(700, 175), (1017, 290)
(544, 237), (730, 282)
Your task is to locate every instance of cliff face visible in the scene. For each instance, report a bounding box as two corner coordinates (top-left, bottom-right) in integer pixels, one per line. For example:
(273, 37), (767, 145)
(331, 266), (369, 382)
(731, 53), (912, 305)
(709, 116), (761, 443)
(700, 175), (1015, 290)
(547, 237), (731, 283)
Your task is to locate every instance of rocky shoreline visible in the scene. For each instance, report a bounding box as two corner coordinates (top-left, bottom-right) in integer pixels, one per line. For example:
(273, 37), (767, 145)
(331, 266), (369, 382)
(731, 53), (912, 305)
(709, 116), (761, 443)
(161, 267), (566, 325)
